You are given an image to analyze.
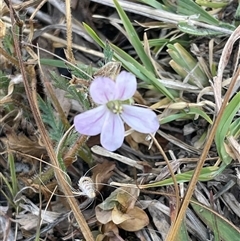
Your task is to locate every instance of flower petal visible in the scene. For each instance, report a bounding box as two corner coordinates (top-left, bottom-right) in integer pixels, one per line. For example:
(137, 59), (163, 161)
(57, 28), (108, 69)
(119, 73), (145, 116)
(100, 112), (124, 151)
(74, 105), (108, 135)
(90, 76), (116, 104)
(121, 105), (159, 133)
(115, 71), (137, 100)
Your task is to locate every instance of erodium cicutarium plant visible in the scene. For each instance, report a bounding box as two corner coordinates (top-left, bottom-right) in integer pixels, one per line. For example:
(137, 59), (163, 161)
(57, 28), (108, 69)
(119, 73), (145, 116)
(74, 71), (159, 151)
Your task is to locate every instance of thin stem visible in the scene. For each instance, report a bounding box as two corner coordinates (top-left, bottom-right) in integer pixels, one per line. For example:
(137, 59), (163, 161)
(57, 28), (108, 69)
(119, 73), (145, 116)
(7, 1), (94, 240)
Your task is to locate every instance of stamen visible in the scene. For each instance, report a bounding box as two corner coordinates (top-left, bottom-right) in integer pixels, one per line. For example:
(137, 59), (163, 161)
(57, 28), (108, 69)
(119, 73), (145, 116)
(107, 100), (123, 114)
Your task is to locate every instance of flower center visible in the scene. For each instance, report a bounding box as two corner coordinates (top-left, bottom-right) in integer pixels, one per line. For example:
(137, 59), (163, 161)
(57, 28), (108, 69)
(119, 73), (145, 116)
(107, 100), (123, 114)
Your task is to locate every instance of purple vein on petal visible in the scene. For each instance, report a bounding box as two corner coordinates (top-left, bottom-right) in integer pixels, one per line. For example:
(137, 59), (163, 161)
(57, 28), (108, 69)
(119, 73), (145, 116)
(115, 71), (137, 100)
(90, 76), (116, 104)
(121, 105), (159, 133)
(101, 112), (124, 151)
(74, 105), (108, 135)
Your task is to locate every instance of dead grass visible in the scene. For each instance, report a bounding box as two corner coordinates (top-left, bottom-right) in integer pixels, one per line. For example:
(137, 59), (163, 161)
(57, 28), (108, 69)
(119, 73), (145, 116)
(0, 1), (240, 241)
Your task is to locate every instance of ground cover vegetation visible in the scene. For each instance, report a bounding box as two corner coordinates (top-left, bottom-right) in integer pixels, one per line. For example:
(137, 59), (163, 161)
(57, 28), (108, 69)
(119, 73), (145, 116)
(0, 0), (240, 240)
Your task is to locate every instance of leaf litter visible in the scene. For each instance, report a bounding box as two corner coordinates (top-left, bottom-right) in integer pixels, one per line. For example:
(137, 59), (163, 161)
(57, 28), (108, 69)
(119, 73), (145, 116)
(0, 0), (240, 241)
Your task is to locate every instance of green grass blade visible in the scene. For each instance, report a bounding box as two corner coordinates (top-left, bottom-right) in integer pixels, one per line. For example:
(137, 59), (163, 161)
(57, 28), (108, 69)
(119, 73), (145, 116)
(83, 23), (174, 100)
(196, 0), (229, 8)
(160, 107), (212, 125)
(177, 0), (219, 25)
(167, 43), (209, 87)
(40, 58), (67, 68)
(160, 113), (194, 124)
(83, 23), (105, 48)
(175, 221), (190, 241)
(141, 166), (220, 188)
(84, 24), (153, 83)
(113, 0), (155, 73)
(229, 118), (240, 136)
(189, 107), (213, 124)
(138, 0), (168, 10)
(109, 43), (175, 99)
(215, 92), (240, 164)
(0, 173), (13, 199)
(191, 201), (240, 241)
(178, 22), (226, 36)
(8, 152), (18, 197)
(148, 38), (189, 48)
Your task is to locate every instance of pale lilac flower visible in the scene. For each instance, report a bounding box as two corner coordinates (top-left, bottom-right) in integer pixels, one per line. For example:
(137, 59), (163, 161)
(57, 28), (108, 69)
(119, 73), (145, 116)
(74, 71), (159, 151)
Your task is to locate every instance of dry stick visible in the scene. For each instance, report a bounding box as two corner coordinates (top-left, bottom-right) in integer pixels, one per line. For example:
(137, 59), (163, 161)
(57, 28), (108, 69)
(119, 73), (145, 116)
(29, 0), (48, 20)
(22, 42), (93, 79)
(213, 25), (240, 112)
(0, 46), (19, 67)
(27, 0), (48, 42)
(7, 2), (94, 241)
(165, 67), (240, 241)
(150, 134), (180, 222)
(36, 46), (70, 130)
(65, 0), (75, 63)
(64, 134), (89, 161)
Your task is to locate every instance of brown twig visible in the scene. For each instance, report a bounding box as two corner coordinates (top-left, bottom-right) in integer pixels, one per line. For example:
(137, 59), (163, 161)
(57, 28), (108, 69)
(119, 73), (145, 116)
(0, 46), (19, 67)
(65, 0), (75, 63)
(6, 1), (94, 240)
(213, 25), (240, 112)
(150, 134), (180, 222)
(166, 66), (240, 240)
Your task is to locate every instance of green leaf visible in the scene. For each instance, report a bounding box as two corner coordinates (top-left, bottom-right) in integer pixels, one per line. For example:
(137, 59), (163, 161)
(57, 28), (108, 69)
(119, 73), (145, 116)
(138, 0), (168, 10)
(38, 95), (65, 142)
(215, 92), (240, 164)
(40, 58), (67, 68)
(175, 221), (190, 241)
(160, 112), (194, 124)
(148, 38), (189, 48)
(191, 201), (240, 241)
(196, 0), (229, 8)
(0, 70), (10, 89)
(83, 23), (174, 100)
(177, 0), (219, 25)
(103, 41), (114, 63)
(189, 107), (213, 125)
(160, 107), (212, 125)
(141, 166), (221, 188)
(178, 21), (234, 36)
(50, 71), (91, 110)
(8, 152), (18, 197)
(178, 22), (226, 36)
(113, 0), (155, 73)
(229, 118), (240, 136)
(167, 43), (209, 87)
(109, 43), (175, 99)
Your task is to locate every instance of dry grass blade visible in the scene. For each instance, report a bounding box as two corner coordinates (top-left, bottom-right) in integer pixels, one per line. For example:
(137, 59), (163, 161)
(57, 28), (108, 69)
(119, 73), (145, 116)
(6, 1), (94, 240)
(65, 0), (75, 63)
(1, 0), (240, 240)
(165, 66), (240, 240)
(90, 0), (233, 34)
(213, 25), (240, 112)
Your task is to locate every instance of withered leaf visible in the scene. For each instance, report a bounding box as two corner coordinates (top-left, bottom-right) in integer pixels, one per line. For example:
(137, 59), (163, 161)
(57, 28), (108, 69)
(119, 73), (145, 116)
(112, 206), (130, 224)
(92, 160), (115, 192)
(94, 61), (121, 80)
(4, 132), (46, 158)
(95, 205), (113, 224)
(118, 206), (149, 232)
(116, 187), (139, 210)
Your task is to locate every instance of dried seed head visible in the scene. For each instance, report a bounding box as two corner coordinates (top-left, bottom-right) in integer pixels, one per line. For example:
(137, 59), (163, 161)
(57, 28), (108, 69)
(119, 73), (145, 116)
(78, 176), (96, 199)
